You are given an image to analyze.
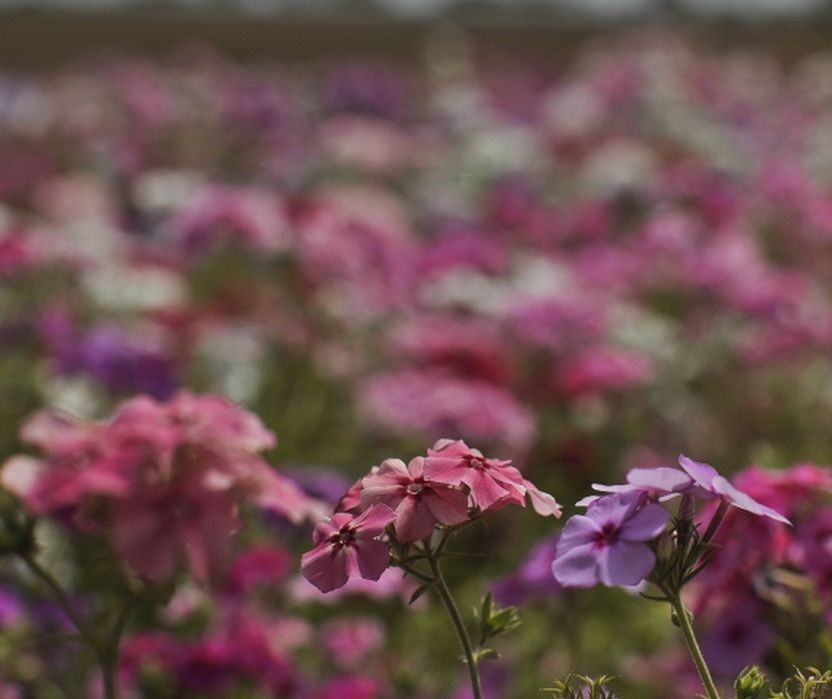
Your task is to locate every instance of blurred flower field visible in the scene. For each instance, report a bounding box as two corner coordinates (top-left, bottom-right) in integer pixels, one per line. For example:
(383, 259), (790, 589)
(2, 31), (832, 698)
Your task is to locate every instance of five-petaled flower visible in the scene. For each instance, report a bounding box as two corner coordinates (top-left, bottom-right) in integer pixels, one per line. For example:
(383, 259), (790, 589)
(301, 505), (397, 593)
(424, 439), (560, 516)
(359, 457), (469, 542)
(552, 491), (669, 588)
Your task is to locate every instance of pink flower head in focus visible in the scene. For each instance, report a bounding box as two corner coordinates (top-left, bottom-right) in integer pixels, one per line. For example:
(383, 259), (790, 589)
(360, 456), (469, 542)
(301, 504), (396, 593)
(424, 439), (560, 516)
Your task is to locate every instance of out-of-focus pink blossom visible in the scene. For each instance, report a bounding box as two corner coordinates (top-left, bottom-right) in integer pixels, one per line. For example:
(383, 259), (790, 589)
(322, 617), (385, 669)
(360, 370), (535, 451)
(2, 392), (318, 582)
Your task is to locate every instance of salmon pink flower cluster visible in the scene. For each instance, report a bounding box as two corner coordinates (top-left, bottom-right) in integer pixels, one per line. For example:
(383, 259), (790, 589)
(302, 439), (560, 593)
(2, 391), (317, 582)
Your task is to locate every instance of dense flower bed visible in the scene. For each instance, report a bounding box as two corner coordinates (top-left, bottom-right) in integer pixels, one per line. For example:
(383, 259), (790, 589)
(0, 33), (832, 698)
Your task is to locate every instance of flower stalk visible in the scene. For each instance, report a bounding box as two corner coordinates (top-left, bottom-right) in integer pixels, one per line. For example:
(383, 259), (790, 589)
(670, 596), (721, 699)
(425, 547), (483, 699)
(19, 551), (130, 699)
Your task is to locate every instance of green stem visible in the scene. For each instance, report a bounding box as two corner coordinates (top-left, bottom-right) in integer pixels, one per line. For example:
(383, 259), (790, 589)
(20, 552), (95, 646)
(670, 597), (721, 699)
(101, 655), (118, 699)
(426, 551), (483, 699)
(100, 601), (133, 699)
(20, 552), (129, 699)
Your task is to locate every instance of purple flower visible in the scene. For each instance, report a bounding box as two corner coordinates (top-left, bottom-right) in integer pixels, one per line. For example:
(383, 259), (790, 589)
(552, 492), (669, 588)
(579, 466), (694, 507)
(701, 598), (775, 678)
(492, 535), (562, 606)
(678, 455), (791, 524)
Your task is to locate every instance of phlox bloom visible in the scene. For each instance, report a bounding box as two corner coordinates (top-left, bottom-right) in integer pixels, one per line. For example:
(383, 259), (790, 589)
(553, 491), (669, 588)
(359, 456), (469, 542)
(301, 505), (396, 593)
(678, 455), (791, 525)
(424, 439), (560, 516)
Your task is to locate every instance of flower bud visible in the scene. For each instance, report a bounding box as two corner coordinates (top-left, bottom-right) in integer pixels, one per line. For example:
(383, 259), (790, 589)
(734, 665), (767, 699)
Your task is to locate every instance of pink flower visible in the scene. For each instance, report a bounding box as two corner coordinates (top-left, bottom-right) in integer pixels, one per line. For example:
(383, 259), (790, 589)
(360, 457), (469, 542)
(223, 545), (292, 596)
(301, 505), (396, 593)
(359, 370), (535, 450)
(424, 439), (560, 516)
(2, 391), (319, 582)
(424, 439), (525, 511)
(322, 617), (385, 669)
(313, 676), (380, 699)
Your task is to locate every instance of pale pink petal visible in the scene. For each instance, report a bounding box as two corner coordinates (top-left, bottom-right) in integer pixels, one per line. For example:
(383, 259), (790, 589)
(524, 481), (562, 517)
(355, 539), (391, 581)
(423, 487), (469, 526)
(111, 505), (180, 582)
(301, 543), (348, 593)
(352, 504), (396, 537)
(407, 456), (425, 479)
(312, 519), (340, 545)
(465, 470), (511, 511)
(394, 497), (436, 542)
(1, 456), (44, 502)
(422, 458), (471, 487)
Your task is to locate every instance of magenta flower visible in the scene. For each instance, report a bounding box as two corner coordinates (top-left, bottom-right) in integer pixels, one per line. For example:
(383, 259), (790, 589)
(360, 457), (469, 542)
(678, 455), (791, 524)
(423, 439), (527, 512)
(552, 492), (669, 588)
(301, 505), (396, 593)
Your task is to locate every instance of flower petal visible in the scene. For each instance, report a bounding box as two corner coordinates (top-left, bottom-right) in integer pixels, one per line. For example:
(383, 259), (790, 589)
(301, 543), (348, 593)
(423, 487), (470, 526)
(394, 497), (437, 542)
(619, 503), (669, 541)
(597, 541), (656, 587)
(552, 542), (599, 588)
(356, 539), (391, 581)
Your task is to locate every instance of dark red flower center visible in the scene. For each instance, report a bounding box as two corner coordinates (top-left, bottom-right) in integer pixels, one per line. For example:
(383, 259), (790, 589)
(466, 455), (486, 470)
(335, 527), (356, 546)
(594, 522), (620, 547)
(406, 482), (425, 496)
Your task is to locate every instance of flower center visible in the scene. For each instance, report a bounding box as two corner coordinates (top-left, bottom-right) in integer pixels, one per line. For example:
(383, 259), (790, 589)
(467, 456), (486, 470)
(406, 482), (425, 496)
(336, 528), (356, 546)
(594, 522), (620, 547)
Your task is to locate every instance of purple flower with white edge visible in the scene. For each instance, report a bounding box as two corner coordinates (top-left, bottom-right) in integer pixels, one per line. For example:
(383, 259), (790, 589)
(552, 491), (669, 588)
(678, 455), (791, 524)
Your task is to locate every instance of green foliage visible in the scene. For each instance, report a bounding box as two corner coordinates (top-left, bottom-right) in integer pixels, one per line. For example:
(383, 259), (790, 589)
(475, 593), (522, 645)
(735, 666), (768, 699)
(769, 668), (832, 699)
(542, 673), (617, 699)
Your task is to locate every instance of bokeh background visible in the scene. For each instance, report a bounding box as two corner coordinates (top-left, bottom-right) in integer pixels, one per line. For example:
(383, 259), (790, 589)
(3, 2), (832, 697)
